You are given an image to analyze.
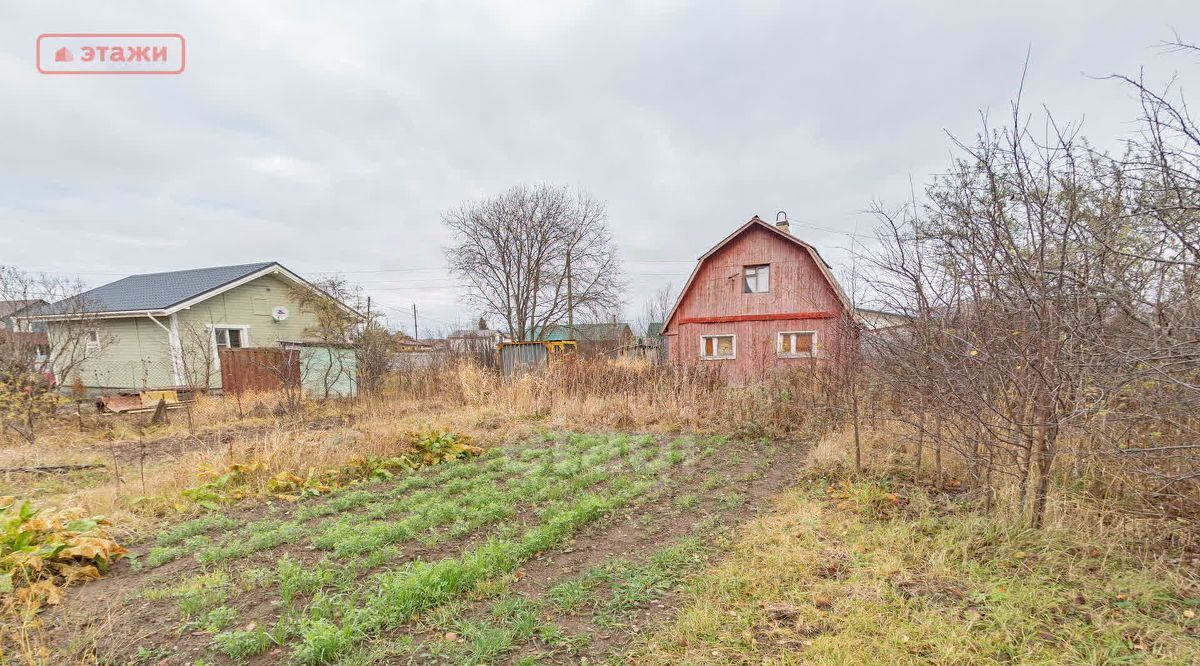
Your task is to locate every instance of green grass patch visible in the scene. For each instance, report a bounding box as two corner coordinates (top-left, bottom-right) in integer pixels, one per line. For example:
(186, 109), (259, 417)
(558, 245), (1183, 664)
(631, 479), (1200, 665)
(288, 471), (661, 662)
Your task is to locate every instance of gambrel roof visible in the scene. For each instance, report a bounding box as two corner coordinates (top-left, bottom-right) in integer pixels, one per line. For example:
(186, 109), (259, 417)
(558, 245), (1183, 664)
(662, 216), (855, 332)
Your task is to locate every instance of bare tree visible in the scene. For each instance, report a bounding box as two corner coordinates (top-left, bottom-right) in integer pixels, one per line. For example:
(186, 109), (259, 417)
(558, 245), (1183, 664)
(0, 267), (108, 443)
(862, 40), (1200, 525)
(443, 184), (624, 341)
(291, 276), (384, 399)
(178, 320), (220, 392)
(635, 283), (675, 337)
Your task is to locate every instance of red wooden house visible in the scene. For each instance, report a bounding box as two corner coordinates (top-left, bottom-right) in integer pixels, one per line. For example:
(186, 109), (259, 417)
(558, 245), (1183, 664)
(661, 215), (856, 383)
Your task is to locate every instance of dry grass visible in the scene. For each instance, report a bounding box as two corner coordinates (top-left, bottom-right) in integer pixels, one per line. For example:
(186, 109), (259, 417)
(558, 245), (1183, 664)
(809, 424), (1200, 556)
(0, 359), (836, 539)
(631, 430), (1200, 665)
(2, 360), (1198, 665)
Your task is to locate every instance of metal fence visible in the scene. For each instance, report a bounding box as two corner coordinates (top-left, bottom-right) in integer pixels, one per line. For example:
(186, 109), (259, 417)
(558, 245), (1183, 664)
(498, 342), (548, 379)
(218, 347), (299, 395)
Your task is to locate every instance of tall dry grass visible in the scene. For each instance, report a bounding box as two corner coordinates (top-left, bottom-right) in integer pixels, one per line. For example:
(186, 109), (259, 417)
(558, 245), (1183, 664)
(1, 358), (841, 535)
(811, 422), (1200, 557)
(5, 355), (1194, 545)
(381, 355), (839, 437)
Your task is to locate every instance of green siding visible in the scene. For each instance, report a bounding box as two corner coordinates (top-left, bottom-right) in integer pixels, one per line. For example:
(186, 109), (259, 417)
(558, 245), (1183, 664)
(48, 317), (174, 390)
(51, 273), (331, 391)
(300, 347), (357, 398)
(174, 274), (323, 388)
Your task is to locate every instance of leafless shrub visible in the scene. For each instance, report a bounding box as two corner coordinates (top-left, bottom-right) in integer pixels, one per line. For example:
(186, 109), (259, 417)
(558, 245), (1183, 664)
(0, 267), (108, 444)
(863, 46), (1200, 526)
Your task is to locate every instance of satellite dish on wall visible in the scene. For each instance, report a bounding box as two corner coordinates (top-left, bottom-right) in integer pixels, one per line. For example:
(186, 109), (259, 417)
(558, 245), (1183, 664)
(272, 306), (289, 321)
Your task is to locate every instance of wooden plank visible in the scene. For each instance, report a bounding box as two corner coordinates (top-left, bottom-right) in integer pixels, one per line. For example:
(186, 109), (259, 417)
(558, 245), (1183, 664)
(678, 311), (839, 324)
(219, 347), (299, 395)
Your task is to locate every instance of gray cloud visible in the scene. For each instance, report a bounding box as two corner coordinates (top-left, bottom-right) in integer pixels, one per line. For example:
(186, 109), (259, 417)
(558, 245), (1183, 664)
(1, 0), (1196, 332)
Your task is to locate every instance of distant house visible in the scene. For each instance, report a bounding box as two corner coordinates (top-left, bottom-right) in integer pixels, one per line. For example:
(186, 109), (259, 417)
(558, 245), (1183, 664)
(395, 336), (434, 353)
(645, 322), (667, 364)
(535, 322), (633, 343)
(0, 299), (50, 364)
(448, 319), (506, 355)
(0, 300), (46, 331)
(855, 308), (912, 332)
(447, 319), (507, 367)
(661, 215), (856, 383)
(27, 262), (359, 394)
(534, 322), (635, 357)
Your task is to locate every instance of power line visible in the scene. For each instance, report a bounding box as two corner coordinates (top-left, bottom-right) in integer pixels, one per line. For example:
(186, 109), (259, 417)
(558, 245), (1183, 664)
(10, 225), (879, 288)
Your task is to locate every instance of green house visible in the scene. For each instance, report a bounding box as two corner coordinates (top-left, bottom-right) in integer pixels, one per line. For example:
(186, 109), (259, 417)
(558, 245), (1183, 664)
(30, 262), (360, 396)
(531, 322), (634, 343)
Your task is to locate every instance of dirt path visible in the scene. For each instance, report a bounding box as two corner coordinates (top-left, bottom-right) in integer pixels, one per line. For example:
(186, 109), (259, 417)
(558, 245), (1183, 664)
(391, 439), (810, 664)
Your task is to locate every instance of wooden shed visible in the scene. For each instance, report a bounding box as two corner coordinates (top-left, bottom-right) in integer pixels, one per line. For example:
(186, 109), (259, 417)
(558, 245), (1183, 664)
(661, 215), (856, 383)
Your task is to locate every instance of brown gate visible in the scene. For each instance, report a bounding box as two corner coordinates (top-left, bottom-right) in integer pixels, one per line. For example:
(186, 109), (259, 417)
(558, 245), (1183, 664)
(218, 347), (299, 395)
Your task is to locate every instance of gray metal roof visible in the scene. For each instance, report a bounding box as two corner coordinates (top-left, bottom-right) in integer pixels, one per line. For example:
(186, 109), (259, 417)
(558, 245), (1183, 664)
(39, 262), (278, 316)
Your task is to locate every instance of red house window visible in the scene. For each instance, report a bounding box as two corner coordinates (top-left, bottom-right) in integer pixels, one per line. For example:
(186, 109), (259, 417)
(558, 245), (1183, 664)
(701, 334), (736, 360)
(743, 264), (770, 293)
(777, 331), (815, 357)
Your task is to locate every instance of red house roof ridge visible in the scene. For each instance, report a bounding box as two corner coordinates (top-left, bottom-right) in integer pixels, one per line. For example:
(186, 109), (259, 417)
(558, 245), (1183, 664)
(662, 215), (855, 332)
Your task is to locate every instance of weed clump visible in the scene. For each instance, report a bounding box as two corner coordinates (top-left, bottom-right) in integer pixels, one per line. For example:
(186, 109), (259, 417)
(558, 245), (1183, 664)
(0, 498), (127, 610)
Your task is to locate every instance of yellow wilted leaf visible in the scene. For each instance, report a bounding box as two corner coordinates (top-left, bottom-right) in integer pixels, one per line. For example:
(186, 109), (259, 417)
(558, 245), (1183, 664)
(62, 536), (128, 561)
(57, 564), (102, 584)
(16, 580), (63, 609)
(267, 471), (305, 493)
(5, 551), (47, 573)
(21, 518), (56, 532)
(53, 507), (89, 521)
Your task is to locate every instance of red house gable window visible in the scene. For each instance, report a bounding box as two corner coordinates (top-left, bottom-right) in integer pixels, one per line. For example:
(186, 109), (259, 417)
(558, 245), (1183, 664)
(743, 264), (769, 293)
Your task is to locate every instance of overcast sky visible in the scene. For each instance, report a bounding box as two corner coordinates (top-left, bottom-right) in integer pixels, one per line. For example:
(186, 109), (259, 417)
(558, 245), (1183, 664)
(2, 1), (1197, 334)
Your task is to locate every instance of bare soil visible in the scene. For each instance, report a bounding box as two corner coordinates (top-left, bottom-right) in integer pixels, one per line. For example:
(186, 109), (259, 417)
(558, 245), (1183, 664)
(40, 435), (811, 665)
(392, 439), (810, 664)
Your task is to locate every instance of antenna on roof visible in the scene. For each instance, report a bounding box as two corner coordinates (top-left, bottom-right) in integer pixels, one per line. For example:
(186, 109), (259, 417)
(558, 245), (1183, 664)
(775, 211), (791, 235)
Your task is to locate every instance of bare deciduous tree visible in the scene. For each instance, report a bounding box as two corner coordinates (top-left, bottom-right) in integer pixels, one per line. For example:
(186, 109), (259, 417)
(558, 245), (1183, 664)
(863, 41), (1200, 526)
(443, 184), (624, 341)
(0, 267), (108, 443)
(636, 283), (675, 337)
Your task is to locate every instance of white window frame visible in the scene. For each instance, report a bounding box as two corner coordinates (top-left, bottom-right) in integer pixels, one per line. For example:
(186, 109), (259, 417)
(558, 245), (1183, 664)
(210, 324), (252, 352)
(700, 333), (736, 360)
(85, 328), (101, 351)
(777, 330), (817, 358)
(743, 264), (770, 294)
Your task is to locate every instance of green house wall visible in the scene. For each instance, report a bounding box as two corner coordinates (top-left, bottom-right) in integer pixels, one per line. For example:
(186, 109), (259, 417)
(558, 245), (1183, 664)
(49, 273), (326, 391)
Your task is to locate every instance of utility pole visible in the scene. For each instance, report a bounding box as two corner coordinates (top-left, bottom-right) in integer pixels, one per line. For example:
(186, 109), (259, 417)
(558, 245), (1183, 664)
(566, 250), (574, 341)
(412, 304), (418, 341)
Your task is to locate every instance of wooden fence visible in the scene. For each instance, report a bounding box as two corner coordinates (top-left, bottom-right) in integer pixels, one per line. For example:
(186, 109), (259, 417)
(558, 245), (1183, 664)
(218, 347), (299, 395)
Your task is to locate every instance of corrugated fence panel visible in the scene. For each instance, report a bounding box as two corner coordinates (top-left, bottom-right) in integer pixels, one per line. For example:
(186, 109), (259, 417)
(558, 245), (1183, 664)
(499, 344), (547, 379)
(219, 347), (299, 395)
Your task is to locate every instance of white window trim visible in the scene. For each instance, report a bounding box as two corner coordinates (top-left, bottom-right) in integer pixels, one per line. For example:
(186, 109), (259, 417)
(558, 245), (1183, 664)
(209, 324), (252, 353)
(777, 330), (817, 358)
(85, 328), (101, 351)
(700, 333), (736, 360)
